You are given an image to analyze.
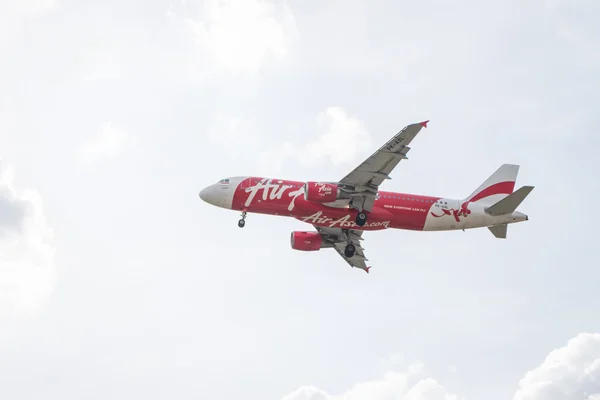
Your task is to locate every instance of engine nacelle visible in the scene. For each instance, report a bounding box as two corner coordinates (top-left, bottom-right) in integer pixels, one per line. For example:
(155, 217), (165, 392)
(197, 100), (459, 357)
(290, 231), (324, 251)
(304, 182), (340, 203)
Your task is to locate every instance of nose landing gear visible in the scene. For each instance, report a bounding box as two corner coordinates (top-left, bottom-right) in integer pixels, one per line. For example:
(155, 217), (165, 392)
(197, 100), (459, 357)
(238, 210), (247, 228)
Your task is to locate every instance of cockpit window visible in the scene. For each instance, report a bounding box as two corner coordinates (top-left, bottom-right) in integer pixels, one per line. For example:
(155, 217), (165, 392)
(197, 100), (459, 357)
(218, 178), (230, 186)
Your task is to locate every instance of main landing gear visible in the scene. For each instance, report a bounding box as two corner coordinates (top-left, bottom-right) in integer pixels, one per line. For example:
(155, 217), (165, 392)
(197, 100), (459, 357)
(355, 211), (367, 227)
(238, 210), (247, 228)
(344, 243), (356, 258)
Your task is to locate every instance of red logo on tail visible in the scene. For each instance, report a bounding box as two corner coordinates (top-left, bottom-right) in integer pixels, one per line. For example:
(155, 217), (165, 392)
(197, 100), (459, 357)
(431, 201), (471, 222)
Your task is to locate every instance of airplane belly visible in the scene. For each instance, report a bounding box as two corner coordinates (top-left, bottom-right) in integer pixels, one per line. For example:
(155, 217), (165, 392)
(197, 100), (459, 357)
(293, 202), (394, 231)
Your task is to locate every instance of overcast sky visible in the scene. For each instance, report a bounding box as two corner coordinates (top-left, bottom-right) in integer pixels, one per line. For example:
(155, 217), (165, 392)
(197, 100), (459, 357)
(1, 0), (600, 399)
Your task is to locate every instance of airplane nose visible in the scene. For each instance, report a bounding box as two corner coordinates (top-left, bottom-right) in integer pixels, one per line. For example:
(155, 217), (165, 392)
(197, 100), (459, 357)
(198, 183), (231, 209)
(199, 186), (211, 203)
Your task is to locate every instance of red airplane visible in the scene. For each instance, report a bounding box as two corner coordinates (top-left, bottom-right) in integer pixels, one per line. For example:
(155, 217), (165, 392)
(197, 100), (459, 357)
(199, 121), (533, 273)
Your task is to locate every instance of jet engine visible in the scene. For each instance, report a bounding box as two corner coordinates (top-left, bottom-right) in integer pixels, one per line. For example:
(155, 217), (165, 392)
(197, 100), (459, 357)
(304, 182), (340, 203)
(290, 231), (331, 251)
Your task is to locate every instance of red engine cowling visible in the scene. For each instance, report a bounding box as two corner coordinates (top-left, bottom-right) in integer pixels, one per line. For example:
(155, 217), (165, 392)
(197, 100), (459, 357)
(290, 231), (323, 251)
(304, 182), (339, 203)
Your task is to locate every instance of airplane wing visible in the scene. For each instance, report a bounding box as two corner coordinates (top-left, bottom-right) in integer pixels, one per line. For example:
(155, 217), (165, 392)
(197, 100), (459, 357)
(315, 226), (371, 273)
(337, 120), (429, 212)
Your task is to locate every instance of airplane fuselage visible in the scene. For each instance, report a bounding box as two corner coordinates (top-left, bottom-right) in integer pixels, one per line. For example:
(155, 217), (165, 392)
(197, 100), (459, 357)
(199, 120), (532, 273)
(199, 176), (528, 232)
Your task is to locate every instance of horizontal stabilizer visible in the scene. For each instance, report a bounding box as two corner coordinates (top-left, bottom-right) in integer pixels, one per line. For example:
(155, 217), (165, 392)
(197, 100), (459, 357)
(488, 224), (507, 239)
(485, 186), (534, 216)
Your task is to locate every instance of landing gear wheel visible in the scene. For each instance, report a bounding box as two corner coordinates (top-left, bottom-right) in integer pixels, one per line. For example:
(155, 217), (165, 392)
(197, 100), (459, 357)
(344, 243), (356, 258)
(355, 211), (367, 227)
(238, 209), (247, 228)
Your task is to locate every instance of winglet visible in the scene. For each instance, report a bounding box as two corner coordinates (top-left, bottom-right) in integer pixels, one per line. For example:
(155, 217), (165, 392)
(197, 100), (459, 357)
(365, 266), (371, 274)
(419, 120), (429, 128)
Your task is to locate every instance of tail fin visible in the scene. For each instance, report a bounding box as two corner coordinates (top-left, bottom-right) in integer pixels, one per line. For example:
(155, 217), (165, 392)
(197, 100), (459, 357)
(485, 186), (534, 216)
(464, 164), (519, 205)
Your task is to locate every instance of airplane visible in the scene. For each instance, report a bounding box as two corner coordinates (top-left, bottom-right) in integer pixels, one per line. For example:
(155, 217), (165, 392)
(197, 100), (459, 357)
(198, 120), (534, 273)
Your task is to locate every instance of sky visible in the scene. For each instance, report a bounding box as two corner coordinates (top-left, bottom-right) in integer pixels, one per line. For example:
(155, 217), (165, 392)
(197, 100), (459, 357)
(1, 0), (600, 399)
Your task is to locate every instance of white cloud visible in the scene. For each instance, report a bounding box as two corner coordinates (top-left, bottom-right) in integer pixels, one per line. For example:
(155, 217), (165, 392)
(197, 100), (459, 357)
(513, 333), (600, 400)
(218, 106), (372, 174)
(221, 106), (371, 175)
(77, 49), (121, 82)
(281, 362), (462, 400)
(254, 140), (296, 175)
(79, 122), (135, 163)
(282, 332), (600, 400)
(10, 0), (56, 13)
(208, 112), (244, 145)
(186, 0), (296, 74)
(0, 160), (56, 318)
(302, 106), (372, 167)
(206, 112), (264, 155)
